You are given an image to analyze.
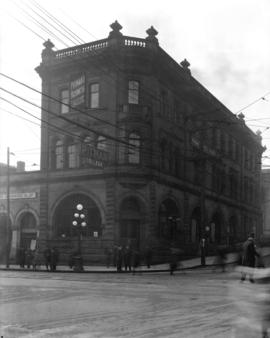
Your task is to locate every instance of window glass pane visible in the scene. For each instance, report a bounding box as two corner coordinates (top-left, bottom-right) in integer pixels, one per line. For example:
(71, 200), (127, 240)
(128, 81), (139, 104)
(68, 144), (77, 168)
(56, 140), (64, 169)
(128, 133), (140, 164)
(90, 83), (99, 108)
(60, 89), (69, 114)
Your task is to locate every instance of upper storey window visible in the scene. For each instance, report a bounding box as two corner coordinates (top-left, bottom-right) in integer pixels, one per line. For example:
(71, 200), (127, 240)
(128, 132), (140, 164)
(60, 89), (69, 114)
(89, 83), (99, 108)
(128, 80), (139, 104)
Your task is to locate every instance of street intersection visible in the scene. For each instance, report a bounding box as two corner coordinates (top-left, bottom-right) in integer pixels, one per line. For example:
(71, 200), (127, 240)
(0, 268), (256, 338)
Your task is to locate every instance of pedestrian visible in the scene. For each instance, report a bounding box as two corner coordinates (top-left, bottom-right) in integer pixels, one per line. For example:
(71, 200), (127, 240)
(32, 249), (42, 271)
(123, 245), (132, 272)
(240, 232), (260, 283)
(169, 247), (178, 275)
(50, 247), (59, 272)
(25, 249), (33, 269)
(116, 246), (123, 272)
(43, 247), (51, 271)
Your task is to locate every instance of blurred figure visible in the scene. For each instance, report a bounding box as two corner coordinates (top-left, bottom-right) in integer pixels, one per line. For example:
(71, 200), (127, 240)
(32, 249), (42, 271)
(241, 232), (260, 283)
(25, 249), (33, 269)
(116, 246), (123, 272)
(231, 268), (270, 338)
(169, 247), (179, 275)
(50, 247), (59, 272)
(123, 245), (132, 272)
(213, 246), (227, 272)
(43, 247), (51, 271)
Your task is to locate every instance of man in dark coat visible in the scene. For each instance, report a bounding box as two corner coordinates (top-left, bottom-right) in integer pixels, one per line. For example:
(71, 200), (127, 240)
(241, 232), (260, 282)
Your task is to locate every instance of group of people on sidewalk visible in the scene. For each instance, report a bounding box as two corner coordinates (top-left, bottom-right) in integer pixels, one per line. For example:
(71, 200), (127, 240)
(104, 244), (152, 273)
(17, 247), (59, 271)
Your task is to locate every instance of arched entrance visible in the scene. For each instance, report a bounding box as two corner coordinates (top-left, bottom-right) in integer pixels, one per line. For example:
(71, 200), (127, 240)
(53, 194), (102, 238)
(158, 198), (180, 242)
(119, 197), (144, 248)
(20, 212), (37, 250)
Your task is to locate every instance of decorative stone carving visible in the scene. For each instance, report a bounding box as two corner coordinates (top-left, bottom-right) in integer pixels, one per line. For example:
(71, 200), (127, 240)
(41, 39), (55, 62)
(108, 20), (123, 38)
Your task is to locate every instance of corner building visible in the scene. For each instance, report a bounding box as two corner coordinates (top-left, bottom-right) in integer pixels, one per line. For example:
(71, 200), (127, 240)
(2, 22), (264, 264)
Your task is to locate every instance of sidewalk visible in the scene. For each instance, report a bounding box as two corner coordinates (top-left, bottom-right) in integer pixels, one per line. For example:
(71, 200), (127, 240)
(0, 251), (242, 273)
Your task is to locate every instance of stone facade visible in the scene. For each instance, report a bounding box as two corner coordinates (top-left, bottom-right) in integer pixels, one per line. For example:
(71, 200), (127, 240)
(0, 22), (264, 265)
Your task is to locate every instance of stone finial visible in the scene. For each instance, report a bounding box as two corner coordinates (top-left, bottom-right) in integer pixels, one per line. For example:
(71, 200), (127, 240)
(180, 58), (191, 75)
(256, 130), (263, 142)
(41, 39), (55, 62)
(238, 112), (245, 121)
(180, 58), (190, 69)
(146, 26), (159, 43)
(109, 20), (123, 38)
(43, 39), (54, 50)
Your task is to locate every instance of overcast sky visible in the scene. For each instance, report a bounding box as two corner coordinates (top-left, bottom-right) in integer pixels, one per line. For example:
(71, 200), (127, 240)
(0, 0), (270, 169)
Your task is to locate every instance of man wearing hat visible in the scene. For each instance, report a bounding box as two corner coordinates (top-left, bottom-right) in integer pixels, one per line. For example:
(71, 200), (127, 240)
(241, 232), (260, 282)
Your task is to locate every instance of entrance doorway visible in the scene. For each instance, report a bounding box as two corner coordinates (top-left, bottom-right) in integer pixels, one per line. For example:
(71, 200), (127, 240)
(20, 212), (37, 250)
(119, 197), (143, 248)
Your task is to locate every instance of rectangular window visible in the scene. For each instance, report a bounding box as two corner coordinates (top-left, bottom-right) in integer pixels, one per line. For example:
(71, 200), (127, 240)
(89, 83), (99, 108)
(60, 89), (69, 114)
(128, 80), (139, 104)
(68, 144), (77, 168)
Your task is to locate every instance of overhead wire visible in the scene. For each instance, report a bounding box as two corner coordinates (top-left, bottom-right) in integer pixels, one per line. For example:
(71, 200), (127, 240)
(2, 1), (268, 175)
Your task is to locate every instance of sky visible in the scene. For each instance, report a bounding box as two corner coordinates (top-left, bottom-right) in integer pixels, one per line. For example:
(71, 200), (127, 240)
(0, 0), (270, 170)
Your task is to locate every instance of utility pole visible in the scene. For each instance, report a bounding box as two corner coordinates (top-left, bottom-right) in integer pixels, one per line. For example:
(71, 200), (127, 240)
(6, 147), (10, 268)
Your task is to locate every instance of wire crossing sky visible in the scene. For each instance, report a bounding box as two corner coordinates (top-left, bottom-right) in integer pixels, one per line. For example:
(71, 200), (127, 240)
(0, 0), (270, 169)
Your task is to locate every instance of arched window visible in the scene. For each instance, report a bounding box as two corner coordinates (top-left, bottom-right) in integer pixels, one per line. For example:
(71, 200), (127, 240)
(128, 133), (140, 164)
(53, 194), (102, 238)
(56, 140), (64, 169)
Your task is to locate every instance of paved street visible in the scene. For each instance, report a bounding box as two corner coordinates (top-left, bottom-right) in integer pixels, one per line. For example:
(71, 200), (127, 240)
(0, 269), (265, 338)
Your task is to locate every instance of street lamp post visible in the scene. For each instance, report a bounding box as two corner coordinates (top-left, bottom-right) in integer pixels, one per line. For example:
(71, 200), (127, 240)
(72, 203), (87, 271)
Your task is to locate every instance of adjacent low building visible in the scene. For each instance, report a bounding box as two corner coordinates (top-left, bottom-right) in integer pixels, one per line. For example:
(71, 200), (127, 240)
(0, 22), (264, 264)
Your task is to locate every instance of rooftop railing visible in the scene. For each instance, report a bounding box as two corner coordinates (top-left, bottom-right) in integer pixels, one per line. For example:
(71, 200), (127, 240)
(54, 36), (147, 60)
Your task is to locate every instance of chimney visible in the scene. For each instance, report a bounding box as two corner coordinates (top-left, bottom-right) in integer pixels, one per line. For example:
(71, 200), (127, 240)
(16, 161), (25, 172)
